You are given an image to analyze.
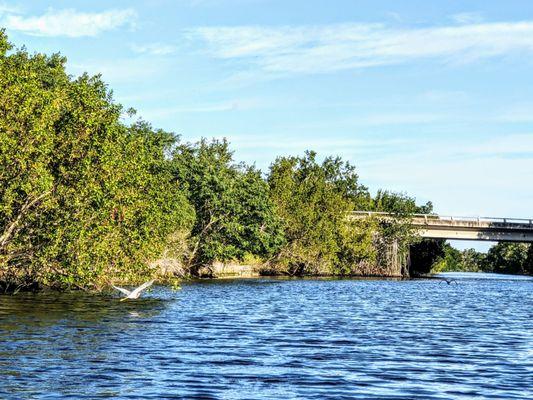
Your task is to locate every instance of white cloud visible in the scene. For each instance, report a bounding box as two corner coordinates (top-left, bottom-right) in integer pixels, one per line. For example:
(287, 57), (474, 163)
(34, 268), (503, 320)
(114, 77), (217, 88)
(352, 112), (442, 126)
(181, 0), (264, 6)
(362, 155), (532, 216)
(419, 90), (471, 104)
(0, 2), (20, 15)
(2, 8), (137, 37)
(464, 133), (533, 156)
(355, 135), (533, 218)
(187, 20), (533, 75)
(497, 103), (533, 123)
(131, 43), (177, 56)
(142, 98), (263, 119)
(219, 131), (533, 218)
(68, 57), (170, 84)
(451, 12), (484, 25)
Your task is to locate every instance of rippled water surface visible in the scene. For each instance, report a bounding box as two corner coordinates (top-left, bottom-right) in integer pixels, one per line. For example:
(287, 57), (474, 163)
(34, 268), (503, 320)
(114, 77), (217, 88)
(1, 273), (532, 399)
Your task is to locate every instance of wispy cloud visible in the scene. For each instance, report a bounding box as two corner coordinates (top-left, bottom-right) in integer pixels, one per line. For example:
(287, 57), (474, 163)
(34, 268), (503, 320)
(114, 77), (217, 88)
(463, 133), (533, 156)
(352, 112), (442, 126)
(187, 133), (412, 155)
(355, 133), (533, 217)
(496, 103), (533, 123)
(131, 43), (177, 56)
(0, 2), (20, 15)
(181, 0), (264, 7)
(187, 20), (533, 76)
(2, 8), (137, 37)
(69, 57), (170, 84)
(142, 98), (263, 119)
(450, 12), (484, 25)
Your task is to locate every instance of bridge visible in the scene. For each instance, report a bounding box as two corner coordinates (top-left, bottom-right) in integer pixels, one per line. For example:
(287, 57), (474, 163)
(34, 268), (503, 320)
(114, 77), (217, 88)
(349, 212), (533, 242)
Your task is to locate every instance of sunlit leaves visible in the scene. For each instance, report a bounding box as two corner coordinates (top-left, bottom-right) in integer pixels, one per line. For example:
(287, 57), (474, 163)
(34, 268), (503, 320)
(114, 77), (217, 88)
(0, 33), (192, 291)
(171, 139), (283, 272)
(268, 151), (373, 275)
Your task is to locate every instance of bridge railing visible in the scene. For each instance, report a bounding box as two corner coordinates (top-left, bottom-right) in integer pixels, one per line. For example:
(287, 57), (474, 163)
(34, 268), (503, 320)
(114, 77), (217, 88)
(349, 211), (533, 225)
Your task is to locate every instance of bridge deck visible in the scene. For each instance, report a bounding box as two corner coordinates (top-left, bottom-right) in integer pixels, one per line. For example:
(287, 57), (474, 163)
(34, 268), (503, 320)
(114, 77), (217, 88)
(349, 212), (533, 242)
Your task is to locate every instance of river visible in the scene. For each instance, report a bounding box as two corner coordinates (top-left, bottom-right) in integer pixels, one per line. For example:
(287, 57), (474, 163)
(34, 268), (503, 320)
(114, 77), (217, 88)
(1, 273), (532, 399)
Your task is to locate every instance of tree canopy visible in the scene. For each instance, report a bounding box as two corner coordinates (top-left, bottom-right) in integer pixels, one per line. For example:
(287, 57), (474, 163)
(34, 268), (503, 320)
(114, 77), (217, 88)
(0, 31), (191, 291)
(7, 29), (525, 292)
(483, 242), (532, 275)
(427, 242), (533, 276)
(171, 139), (284, 274)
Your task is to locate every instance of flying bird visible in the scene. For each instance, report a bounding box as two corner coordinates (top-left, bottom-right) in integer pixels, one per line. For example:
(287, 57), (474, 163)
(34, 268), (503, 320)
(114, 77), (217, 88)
(438, 277), (457, 285)
(112, 280), (155, 301)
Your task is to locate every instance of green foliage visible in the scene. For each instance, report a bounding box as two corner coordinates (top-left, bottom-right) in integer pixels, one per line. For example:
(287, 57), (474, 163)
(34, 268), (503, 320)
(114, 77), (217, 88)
(367, 191), (445, 277)
(0, 35), (192, 291)
(525, 245), (533, 275)
(460, 248), (486, 272)
(372, 190), (430, 234)
(368, 191), (434, 274)
(429, 242), (532, 276)
(1, 31), (463, 291)
(409, 239), (446, 275)
(335, 218), (378, 275)
(268, 151), (375, 275)
(482, 242), (530, 275)
(171, 139), (284, 272)
(372, 190), (432, 215)
(0, 29), (11, 56)
(431, 245), (484, 273)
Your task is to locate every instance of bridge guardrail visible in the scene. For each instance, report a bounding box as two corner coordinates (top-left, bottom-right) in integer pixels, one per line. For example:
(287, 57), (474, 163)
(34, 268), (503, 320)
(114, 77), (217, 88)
(348, 211), (533, 226)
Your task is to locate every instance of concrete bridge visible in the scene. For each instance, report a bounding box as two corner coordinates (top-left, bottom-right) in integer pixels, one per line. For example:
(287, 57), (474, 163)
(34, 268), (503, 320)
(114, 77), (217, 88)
(349, 212), (533, 242)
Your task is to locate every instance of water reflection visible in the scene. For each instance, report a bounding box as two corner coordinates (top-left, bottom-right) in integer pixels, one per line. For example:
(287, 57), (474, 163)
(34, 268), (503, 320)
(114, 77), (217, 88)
(1, 274), (531, 399)
(0, 291), (167, 327)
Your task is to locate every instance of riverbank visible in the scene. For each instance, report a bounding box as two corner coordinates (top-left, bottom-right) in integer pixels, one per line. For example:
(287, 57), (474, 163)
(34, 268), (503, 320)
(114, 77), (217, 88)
(175, 260), (407, 279)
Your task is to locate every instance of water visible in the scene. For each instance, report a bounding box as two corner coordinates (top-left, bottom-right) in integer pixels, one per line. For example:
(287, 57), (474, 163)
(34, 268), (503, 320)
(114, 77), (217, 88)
(1, 273), (532, 399)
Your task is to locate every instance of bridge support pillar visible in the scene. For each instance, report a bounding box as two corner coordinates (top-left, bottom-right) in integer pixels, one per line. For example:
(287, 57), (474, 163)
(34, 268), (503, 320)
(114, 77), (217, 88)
(375, 238), (409, 278)
(403, 248), (411, 278)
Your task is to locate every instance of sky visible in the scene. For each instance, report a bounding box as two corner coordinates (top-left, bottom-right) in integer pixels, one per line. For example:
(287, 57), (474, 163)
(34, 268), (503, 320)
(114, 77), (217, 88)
(1, 1), (533, 251)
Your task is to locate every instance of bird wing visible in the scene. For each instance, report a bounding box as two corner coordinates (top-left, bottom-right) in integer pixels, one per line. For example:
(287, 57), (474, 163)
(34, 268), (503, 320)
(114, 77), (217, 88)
(130, 279), (155, 298)
(112, 285), (131, 296)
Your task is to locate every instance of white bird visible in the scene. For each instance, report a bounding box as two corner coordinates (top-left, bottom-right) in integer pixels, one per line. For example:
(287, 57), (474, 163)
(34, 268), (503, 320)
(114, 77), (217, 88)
(112, 280), (155, 301)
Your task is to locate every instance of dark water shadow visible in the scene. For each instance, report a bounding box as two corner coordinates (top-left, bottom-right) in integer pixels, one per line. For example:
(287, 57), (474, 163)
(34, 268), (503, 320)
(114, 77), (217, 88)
(0, 289), (168, 332)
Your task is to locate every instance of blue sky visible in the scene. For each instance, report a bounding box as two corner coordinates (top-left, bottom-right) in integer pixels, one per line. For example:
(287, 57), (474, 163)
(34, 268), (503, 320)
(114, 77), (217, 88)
(1, 1), (533, 250)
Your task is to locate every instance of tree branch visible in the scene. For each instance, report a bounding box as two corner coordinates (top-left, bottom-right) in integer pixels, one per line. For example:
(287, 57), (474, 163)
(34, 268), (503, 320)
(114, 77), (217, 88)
(0, 190), (51, 249)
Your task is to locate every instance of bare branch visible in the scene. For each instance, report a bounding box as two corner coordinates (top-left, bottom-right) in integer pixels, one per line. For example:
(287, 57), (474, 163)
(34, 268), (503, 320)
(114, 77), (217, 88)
(0, 190), (51, 249)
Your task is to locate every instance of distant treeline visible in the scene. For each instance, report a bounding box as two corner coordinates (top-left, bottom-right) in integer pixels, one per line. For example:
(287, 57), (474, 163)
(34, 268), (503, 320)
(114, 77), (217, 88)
(429, 242), (533, 276)
(1, 31), (443, 291)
